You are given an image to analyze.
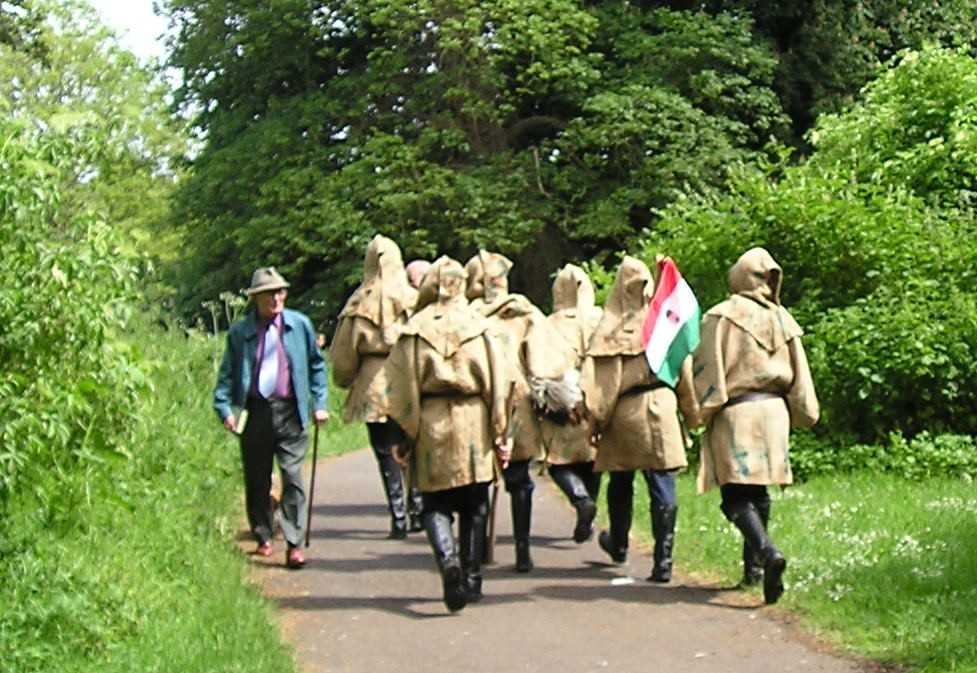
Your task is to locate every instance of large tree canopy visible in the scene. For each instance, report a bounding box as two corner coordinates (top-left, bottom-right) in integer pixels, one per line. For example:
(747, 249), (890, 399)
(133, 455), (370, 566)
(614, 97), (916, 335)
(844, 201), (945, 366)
(161, 0), (977, 326)
(162, 0), (789, 322)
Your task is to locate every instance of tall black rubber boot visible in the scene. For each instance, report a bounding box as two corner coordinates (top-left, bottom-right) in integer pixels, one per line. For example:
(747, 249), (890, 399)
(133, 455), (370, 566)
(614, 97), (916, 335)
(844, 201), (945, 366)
(407, 485), (425, 533)
(583, 466), (601, 503)
(648, 504), (678, 583)
(511, 486), (534, 573)
(459, 509), (486, 602)
(598, 472), (632, 564)
(722, 500), (786, 604)
(378, 453), (409, 539)
(741, 496), (770, 586)
(549, 465), (597, 543)
(423, 511), (467, 612)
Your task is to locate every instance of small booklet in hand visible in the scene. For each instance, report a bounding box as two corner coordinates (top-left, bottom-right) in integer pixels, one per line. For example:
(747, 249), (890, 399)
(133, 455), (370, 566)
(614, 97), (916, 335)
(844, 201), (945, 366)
(234, 409), (249, 435)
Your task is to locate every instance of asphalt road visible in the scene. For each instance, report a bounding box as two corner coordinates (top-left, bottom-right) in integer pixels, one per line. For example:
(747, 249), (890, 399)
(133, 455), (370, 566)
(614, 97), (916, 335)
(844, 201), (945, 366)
(251, 448), (868, 673)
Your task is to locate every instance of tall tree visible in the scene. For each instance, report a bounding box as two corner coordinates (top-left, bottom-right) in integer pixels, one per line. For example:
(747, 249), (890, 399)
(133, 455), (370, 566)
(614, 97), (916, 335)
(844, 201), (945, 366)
(0, 0), (187, 257)
(163, 0), (787, 321)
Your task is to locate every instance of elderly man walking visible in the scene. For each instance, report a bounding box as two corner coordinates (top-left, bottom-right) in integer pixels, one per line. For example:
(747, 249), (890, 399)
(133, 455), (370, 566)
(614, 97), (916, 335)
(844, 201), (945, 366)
(213, 267), (329, 569)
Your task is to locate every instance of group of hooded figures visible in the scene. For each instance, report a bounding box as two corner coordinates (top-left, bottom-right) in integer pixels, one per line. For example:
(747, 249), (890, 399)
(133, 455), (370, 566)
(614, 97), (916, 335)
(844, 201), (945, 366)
(328, 236), (819, 613)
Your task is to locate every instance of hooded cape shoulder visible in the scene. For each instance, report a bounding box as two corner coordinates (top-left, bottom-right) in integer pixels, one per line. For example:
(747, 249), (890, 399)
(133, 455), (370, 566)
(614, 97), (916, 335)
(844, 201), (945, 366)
(338, 234), (412, 345)
(403, 256), (488, 357)
(587, 256), (652, 357)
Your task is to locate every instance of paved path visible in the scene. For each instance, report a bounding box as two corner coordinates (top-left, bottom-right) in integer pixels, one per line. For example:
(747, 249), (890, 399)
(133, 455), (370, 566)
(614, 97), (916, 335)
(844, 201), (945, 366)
(252, 449), (867, 673)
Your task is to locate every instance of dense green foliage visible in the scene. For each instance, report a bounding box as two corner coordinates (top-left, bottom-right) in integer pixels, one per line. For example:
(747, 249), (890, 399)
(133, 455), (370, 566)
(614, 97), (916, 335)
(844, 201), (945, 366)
(642, 47), (977, 469)
(0, 321), (299, 673)
(0, 117), (142, 498)
(0, 0), (187, 497)
(0, 6), (306, 670)
(161, 0), (977, 325)
(1, 0), (187, 258)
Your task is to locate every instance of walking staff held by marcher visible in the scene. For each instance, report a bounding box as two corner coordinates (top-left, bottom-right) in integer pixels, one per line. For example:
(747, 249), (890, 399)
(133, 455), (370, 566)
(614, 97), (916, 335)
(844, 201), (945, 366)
(382, 256), (514, 612)
(537, 264), (604, 544)
(581, 256), (701, 582)
(213, 267), (329, 569)
(330, 235), (424, 538)
(694, 247), (819, 604)
(465, 250), (572, 573)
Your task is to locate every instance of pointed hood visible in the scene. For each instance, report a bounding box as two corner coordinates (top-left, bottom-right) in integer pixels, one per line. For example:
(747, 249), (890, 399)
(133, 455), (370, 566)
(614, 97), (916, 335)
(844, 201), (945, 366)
(465, 250), (513, 303)
(552, 263), (596, 314)
(707, 247), (802, 352)
(338, 234), (413, 345)
(407, 256), (489, 357)
(728, 247), (783, 306)
(587, 256), (653, 357)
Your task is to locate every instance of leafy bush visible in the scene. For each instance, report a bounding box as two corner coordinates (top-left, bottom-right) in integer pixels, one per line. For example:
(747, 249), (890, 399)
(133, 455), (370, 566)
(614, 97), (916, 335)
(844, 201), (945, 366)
(639, 47), (977, 455)
(790, 431), (977, 482)
(0, 320), (296, 673)
(0, 118), (142, 501)
(808, 282), (977, 442)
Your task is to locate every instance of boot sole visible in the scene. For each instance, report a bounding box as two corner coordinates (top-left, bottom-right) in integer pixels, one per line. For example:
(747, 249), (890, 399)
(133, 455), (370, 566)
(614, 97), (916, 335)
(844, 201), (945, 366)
(763, 556), (787, 605)
(443, 566), (468, 612)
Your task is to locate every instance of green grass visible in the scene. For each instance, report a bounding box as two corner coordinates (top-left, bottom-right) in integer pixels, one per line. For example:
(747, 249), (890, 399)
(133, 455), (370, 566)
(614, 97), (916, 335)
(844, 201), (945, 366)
(0, 322), (365, 673)
(621, 469), (977, 672)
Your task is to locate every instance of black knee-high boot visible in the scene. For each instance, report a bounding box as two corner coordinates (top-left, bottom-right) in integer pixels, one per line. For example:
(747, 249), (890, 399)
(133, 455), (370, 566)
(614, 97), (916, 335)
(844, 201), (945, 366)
(722, 500), (786, 604)
(458, 510), (485, 602)
(378, 453), (409, 538)
(549, 465), (597, 543)
(511, 486), (534, 572)
(648, 504), (678, 583)
(599, 472), (632, 564)
(407, 486), (424, 532)
(741, 496), (770, 586)
(583, 465), (601, 502)
(423, 511), (467, 612)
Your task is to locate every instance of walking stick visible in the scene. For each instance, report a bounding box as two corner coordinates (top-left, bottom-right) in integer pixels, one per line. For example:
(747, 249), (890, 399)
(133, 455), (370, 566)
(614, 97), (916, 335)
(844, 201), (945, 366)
(484, 464), (501, 564)
(305, 422), (320, 548)
(484, 381), (517, 564)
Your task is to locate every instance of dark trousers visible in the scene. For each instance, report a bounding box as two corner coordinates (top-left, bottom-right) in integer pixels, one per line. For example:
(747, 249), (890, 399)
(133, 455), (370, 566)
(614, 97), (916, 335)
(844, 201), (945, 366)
(548, 461), (601, 503)
(240, 396), (308, 547)
(720, 483), (770, 512)
(421, 482), (491, 520)
(367, 421), (423, 530)
(605, 469), (677, 550)
(502, 459), (534, 495)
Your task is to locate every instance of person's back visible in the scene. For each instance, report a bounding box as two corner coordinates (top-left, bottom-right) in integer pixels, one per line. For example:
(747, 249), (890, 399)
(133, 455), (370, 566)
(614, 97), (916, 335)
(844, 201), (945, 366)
(693, 246), (819, 605)
(383, 256), (512, 612)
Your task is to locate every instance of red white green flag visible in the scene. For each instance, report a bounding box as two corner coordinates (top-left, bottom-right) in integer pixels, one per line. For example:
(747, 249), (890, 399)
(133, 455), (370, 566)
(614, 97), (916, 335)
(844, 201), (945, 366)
(640, 257), (701, 388)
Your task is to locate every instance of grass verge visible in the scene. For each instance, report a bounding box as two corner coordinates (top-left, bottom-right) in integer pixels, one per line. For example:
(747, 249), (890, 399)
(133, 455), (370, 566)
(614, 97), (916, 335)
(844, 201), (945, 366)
(0, 321), (364, 673)
(622, 469), (977, 672)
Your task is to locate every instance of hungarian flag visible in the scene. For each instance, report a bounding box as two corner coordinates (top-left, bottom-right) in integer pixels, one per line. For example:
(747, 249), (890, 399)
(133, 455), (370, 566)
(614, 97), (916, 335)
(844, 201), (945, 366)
(640, 257), (701, 388)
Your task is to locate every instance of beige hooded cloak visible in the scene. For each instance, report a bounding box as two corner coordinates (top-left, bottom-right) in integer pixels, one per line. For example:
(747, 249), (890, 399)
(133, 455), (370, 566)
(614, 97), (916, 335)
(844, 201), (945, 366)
(581, 256), (701, 472)
(465, 251), (573, 463)
(329, 235), (414, 423)
(382, 257), (512, 492)
(542, 264), (604, 465)
(694, 247), (820, 494)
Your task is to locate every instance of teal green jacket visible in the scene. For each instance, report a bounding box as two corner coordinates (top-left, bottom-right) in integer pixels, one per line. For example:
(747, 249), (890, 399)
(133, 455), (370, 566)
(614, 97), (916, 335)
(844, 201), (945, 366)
(213, 308), (327, 429)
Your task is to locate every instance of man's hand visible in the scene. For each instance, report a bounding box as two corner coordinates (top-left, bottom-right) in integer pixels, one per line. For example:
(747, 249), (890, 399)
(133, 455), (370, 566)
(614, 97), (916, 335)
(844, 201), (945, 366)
(223, 415), (237, 433)
(314, 409), (329, 426)
(392, 443), (411, 468)
(494, 436), (513, 470)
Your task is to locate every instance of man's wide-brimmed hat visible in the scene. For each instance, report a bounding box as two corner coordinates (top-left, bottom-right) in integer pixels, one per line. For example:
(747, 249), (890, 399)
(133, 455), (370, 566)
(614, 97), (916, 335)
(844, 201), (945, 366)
(245, 267), (290, 296)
